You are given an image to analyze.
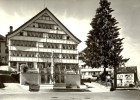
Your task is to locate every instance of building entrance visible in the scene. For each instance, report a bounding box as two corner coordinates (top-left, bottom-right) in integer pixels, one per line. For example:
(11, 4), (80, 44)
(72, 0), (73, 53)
(40, 68), (65, 84)
(40, 70), (54, 84)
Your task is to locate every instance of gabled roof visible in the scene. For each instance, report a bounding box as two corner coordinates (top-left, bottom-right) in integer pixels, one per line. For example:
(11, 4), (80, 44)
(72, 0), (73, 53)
(0, 34), (5, 41)
(117, 66), (137, 73)
(6, 8), (81, 44)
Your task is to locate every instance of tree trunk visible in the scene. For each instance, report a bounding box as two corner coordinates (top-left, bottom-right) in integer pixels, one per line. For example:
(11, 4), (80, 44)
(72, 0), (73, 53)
(101, 67), (107, 81)
(113, 66), (117, 90)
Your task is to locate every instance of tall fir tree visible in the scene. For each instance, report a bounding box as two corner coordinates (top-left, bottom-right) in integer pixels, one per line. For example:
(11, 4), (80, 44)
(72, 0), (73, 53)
(83, 0), (129, 81)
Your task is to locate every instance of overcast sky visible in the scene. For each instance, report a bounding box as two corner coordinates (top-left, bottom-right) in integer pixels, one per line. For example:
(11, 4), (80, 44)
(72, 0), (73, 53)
(0, 0), (140, 77)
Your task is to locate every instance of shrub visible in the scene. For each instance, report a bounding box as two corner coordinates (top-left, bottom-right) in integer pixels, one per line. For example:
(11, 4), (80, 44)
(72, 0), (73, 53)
(0, 82), (5, 88)
(0, 75), (17, 83)
(10, 73), (20, 83)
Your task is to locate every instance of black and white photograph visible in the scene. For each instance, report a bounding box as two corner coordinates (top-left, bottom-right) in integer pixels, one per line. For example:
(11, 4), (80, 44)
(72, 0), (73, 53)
(0, 0), (140, 100)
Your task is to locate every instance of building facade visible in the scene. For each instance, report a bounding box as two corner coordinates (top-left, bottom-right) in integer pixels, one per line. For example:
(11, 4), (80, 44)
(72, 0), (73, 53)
(0, 34), (8, 65)
(6, 8), (81, 85)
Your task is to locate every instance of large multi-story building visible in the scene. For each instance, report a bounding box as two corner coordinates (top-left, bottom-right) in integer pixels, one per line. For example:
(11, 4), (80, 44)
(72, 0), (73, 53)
(0, 34), (8, 65)
(6, 8), (81, 85)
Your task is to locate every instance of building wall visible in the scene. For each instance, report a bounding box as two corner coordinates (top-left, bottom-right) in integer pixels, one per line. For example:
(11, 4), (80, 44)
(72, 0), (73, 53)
(8, 15), (79, 70)
(7, 9), (80, 86)
(20, 72), (81, 87)
(0, 41), (8, 65)
(20, 72), (40, 85)
(65, 74), (80, 87)
(79, 60), (112, 79)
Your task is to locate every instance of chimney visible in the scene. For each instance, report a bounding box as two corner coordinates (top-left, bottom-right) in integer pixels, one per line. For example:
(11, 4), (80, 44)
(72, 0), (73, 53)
(10, 26), (13, 32)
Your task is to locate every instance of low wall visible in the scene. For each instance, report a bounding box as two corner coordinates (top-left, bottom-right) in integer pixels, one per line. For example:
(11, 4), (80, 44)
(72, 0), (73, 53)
(20, 73), (81, 87)
(65, 74), (80, 87)
(20, 72), (40, 85)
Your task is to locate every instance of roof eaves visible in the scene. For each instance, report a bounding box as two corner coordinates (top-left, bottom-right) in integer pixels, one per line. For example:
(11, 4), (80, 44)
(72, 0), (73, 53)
(45, 8), (81, 43)
(6, 8), (47, 37)
(6, 8), (81, 43)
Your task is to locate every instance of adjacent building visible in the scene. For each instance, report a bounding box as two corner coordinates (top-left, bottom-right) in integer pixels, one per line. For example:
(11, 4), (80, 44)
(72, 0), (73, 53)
(0, 34), (8, 65)
(117, 66), (138, 88)
(79, 50), (112, 80)
(6, 8), (81, 86)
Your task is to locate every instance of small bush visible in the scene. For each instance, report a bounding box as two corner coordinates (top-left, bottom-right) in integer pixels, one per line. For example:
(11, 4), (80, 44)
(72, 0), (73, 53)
(66, 84), (72, 88)
(81, 78), (92, 83)
(87, 78), (91, 83)
(81, 79), (85, 85)
(129, 84), (134, 87)
(0, 82), (5, 88)
(0, 75), (17, 83)
(10, 73), (20, 83)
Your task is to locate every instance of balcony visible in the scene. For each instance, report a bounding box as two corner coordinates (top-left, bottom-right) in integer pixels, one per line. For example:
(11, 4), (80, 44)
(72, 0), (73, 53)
(10, 56), (78, 64)
(24, 27), (65, 34)
(10, 46), (78, 55)
(10, 46), (38, 51)
(60, 59), (78, 64)
(46, 39), (76, 44)
(38, 58), (78, 63)
(10, 56), (38, 62)
(81, 68), (112, 72)
(35, 19), (56, 25)
(38, 48), (61, 53)
(10, 36), (76, 44)
(61, 49), (77, 54)
(39, 48), (77, 54)
(11, 36), (44, 42)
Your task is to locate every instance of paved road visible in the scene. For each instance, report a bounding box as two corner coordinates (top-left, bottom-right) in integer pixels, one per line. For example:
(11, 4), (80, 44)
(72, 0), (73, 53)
(0, 90), (140, 100)
(0, 82), (110, 94)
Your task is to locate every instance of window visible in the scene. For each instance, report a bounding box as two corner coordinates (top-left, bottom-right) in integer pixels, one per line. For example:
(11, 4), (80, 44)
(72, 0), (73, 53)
(43, 16), (46, 20)
(28, 62), (33, 69)
(62, 44), (76, 50)
(53, 53), (59, 58)
(44, 43), (59, 49)
(46, 52), (51, 58)
(67, 36), (70, 40)
(82, 72), (86, 75)
(41, 16), (50, 20)
(5, 48), (8, 53)
(38, 23), (54, 29)
(19, 32), (24, 36)
(11, 40), (36, 47)
(46, 16), (50, 20)
(48, 33), (63, 39)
